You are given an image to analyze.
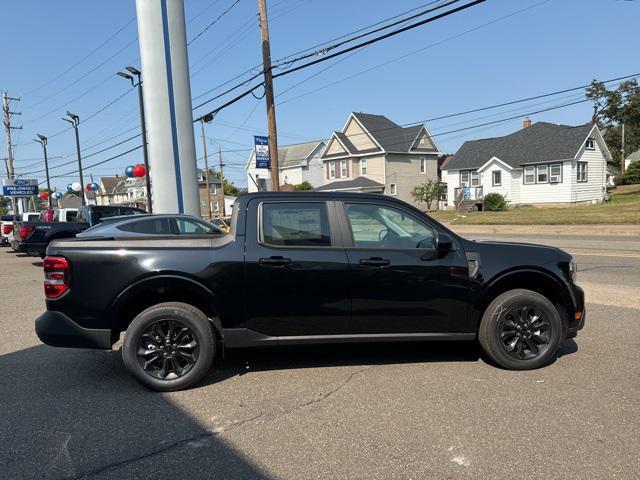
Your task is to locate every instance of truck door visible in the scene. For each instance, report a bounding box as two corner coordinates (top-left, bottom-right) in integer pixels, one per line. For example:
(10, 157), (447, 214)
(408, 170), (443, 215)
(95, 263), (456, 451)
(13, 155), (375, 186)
(337, 200), (469, 335)
(243, 198), (350, 337)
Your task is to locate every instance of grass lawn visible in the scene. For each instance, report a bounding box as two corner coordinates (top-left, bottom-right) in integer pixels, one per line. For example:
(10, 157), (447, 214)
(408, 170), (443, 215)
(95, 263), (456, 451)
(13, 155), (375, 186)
(430, 184), (640, 225)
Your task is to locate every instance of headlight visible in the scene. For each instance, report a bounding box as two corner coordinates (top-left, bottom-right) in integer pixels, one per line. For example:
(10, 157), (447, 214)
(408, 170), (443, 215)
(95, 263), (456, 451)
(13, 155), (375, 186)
(568, 259), (578, 283)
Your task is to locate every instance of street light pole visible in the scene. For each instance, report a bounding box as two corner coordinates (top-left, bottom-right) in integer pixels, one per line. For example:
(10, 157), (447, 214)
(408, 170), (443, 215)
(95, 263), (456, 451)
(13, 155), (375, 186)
(118, 67), (152, 213)
(200, 116), (213, 220)
(62, 112), (85, 206)
(34, 134), (52, 208)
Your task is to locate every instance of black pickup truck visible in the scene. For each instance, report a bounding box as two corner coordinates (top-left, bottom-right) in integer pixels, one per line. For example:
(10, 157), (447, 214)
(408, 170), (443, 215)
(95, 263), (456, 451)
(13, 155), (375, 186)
(35, 192), (585, 391)
(14, 205), (144, 257)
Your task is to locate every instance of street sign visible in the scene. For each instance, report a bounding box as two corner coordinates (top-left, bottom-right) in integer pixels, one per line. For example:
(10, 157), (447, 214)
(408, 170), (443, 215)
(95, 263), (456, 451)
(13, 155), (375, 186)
(2, 178), (38, 196)
(254, 135), (270, 168)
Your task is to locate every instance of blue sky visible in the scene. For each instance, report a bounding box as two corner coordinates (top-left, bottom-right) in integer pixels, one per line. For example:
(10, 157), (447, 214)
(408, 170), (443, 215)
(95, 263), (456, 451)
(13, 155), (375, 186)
(1, 0), (638, 191)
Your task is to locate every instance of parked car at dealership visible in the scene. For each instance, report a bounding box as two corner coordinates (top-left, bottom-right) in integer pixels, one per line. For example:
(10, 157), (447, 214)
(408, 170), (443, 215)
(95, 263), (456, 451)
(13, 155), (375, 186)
(0, 215), (15, 246)
(35, 192), (584, 391)
(77, 214), (222, 239)
(13, 205), (144, 257)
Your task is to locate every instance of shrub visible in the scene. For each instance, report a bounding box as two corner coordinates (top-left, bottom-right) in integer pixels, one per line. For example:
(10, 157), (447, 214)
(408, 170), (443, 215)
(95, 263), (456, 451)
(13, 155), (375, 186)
(483, 192), (508, 211)
(293, 181), (313, 191)
(621, 161), (640, 185)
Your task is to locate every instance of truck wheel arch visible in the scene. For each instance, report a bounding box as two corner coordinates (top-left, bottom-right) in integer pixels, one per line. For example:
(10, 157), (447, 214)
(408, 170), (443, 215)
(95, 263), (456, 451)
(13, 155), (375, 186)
(111, 275), (223, 338)
(474, 268), (573, 332)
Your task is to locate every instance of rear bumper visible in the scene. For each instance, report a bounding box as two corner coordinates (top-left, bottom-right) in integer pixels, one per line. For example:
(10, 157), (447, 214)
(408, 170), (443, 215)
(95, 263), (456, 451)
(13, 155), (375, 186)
(35, 310), (113, 349)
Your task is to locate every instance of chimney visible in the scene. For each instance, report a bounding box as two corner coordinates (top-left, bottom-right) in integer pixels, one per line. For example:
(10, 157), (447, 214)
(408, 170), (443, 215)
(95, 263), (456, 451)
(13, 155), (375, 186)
(523, 117), (532, 129)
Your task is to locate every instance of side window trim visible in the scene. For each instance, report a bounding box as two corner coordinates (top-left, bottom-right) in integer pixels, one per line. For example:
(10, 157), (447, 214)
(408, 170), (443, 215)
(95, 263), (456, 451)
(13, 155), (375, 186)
(338, 200), (438, 250)
(257, 200), (344, 249)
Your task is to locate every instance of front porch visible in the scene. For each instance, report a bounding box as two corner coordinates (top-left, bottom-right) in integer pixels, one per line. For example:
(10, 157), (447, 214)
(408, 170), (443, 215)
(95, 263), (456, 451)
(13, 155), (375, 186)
(454, 186), (484, 211)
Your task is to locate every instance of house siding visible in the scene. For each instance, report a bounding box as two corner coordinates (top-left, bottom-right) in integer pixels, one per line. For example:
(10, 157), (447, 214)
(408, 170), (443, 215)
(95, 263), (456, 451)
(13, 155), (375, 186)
(345, 117), (378, 151)
(385, 153), (439, 208)
(345, 155), (385, 185)
(511, 161), (572, 204)
(570, 141), (607, 203)
(479, 161), (513, 201)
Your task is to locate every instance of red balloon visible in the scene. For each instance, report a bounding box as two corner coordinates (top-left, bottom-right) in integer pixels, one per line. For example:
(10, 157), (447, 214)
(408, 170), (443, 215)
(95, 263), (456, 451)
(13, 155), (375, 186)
(39, 191), (49, 199)
(133, 164), (146, 178)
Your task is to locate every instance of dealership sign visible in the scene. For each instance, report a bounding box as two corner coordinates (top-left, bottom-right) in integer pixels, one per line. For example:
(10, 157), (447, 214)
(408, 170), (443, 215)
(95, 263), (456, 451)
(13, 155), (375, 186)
(2, 178), (38, 196)
(254, 135), (270, 169)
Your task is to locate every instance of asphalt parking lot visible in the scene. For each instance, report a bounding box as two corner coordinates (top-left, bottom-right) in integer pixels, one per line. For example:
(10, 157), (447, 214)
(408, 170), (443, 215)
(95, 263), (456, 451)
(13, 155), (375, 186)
(1, 233), (639, 480)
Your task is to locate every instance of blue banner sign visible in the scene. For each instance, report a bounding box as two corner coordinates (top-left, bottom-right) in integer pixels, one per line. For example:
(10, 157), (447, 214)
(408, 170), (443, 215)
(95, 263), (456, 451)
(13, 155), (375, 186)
(2, 178), (38, 196)
(254, 135), (270, 169)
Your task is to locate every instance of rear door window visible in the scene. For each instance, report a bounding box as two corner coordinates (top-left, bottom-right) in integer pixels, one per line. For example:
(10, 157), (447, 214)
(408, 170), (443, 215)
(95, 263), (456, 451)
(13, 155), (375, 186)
(260, 202), (331, 247)
(118, 218), (173, 235)
(174, 218), (218, 234)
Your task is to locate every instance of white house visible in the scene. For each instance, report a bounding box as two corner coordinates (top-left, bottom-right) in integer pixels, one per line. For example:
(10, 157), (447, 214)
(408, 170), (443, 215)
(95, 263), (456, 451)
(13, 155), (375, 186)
(246, 140), (326, 192)
(442, 120), (612, 209)
(625, 149), (640, 171)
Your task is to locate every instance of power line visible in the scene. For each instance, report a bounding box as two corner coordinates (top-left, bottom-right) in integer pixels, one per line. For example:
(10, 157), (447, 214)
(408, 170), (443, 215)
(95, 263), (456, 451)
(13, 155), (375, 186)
(24, 17), (137, 96)
(194, 0), (486, 119)
(187, 0), (242, 46)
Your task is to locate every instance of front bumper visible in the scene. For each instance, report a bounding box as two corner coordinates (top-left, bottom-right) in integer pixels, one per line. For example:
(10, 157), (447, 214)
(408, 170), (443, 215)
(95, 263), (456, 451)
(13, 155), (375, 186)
(35, 310), (113, 349)
(565, 284), (586, 339)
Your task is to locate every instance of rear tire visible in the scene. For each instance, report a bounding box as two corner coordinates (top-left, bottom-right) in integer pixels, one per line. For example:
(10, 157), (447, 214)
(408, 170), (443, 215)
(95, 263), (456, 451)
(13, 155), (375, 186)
(122, 302), (216, 391)
(478, 289), (563, 370)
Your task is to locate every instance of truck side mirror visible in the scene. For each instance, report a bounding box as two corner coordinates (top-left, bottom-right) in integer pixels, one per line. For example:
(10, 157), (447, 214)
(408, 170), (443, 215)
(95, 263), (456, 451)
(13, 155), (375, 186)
(436, 232), (454, 252)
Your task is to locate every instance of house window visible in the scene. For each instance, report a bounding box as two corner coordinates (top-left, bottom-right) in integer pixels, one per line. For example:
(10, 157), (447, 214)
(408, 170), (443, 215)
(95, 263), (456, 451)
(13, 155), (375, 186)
(460, 171), (469, 185)
(524, 166), (536, 184)
(536, 164), (548, 183)
(213, 200), (220, 213)
(577, 162), (588, 182)
(461, 170), (479, 187)
(420, 158), (426, 174)
(389, 183), (397, 195)
(212, 184), (217, 195)
(586, 138), (595, 150)
(470, 171), (480, 187)
(492, 171), (501, 186)
(549, 163), (562, 183)
(340, 159), (348, 178)
(329, 162), (336, 179)
(360, 159), (368, 176)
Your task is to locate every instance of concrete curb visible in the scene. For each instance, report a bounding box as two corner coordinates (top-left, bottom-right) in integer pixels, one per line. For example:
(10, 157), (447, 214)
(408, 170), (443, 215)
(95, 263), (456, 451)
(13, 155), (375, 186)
(445, 224), (640, 237)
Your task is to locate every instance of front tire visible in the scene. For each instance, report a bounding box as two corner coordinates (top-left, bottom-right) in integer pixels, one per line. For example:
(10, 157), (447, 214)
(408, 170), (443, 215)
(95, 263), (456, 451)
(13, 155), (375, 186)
(122, 302), (216, 391)
(478, 289), (563, 370)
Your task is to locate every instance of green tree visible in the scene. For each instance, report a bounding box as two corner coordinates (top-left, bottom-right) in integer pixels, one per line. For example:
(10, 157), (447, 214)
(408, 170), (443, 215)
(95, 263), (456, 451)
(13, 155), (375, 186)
(621, 160), (640, 185)
(586, 79), (640, 172)
(0, 196), (10, 215)
(293, 181), (313, 191)
(223, 180), (239, 197)
(410, 180), (446, 210)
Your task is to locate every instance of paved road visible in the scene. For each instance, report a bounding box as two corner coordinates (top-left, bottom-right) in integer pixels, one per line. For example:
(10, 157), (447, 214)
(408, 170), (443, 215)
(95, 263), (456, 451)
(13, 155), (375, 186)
(0, 234), (638, 480)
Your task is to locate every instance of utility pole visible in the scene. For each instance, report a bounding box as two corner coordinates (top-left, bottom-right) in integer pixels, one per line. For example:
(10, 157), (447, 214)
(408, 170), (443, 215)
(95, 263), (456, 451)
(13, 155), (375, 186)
(256, 0), (280, 191)
(2, 92), (22, 214)
(218, 147), (225, 217)
(62, 111), (86, 206)
(200, 117), (212, 219)
(621, 123), (626, 174)
(34, 134), (53, 208)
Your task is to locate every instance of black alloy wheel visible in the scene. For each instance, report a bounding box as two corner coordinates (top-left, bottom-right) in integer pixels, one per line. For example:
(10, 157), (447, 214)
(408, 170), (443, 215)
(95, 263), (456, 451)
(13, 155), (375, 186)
(136, 319), (200, 380)
(497, 305), (551, 360)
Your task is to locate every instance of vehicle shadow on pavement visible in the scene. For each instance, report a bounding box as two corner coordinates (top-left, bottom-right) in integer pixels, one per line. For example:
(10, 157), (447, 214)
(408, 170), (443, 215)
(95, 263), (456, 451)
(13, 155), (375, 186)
(203, 341), (483, 386)
(0, 345), (273, 480)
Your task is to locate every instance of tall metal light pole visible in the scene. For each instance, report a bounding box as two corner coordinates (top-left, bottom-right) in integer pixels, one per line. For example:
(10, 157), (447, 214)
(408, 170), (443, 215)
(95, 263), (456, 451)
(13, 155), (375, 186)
(62, 111), (85, 206)
(118, 66), (152, 212)
(200, 114), (213, 220)
(34, 134), (52, 208)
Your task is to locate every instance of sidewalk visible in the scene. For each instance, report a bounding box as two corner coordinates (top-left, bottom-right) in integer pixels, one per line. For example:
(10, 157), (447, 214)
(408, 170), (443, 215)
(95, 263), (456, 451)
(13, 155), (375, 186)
(445, 224), (640, 237)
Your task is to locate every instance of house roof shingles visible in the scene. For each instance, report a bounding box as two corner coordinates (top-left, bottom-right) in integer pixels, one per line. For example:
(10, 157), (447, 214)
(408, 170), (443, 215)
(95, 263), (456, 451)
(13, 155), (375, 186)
(352, 112), (434, 153)
(446, 122), (596, 171)
(314, 176), (384, 192)
(277, 140), (325, 169)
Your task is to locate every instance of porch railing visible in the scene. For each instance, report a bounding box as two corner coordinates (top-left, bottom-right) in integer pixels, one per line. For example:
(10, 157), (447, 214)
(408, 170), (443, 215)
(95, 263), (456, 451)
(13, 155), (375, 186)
(454, 186), (483, 202)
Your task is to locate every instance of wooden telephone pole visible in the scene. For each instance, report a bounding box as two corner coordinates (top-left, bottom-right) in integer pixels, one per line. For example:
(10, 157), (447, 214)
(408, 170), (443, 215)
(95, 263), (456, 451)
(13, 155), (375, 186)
(257, 0), (280, 191)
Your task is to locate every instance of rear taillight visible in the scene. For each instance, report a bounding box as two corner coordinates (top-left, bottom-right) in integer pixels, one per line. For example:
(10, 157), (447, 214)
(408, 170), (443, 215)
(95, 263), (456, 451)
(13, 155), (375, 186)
(3, 225), (13, 235)
(44, 256), (70, 299)
(20, 225), (35, 241)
